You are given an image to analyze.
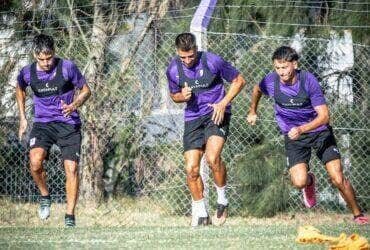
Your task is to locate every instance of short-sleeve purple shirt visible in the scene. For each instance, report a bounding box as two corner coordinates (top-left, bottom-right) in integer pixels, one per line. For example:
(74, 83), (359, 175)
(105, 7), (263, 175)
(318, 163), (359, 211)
(259, 70), (328, 134)
(17, 58), (86, 124)
(166, 51), (239, 121)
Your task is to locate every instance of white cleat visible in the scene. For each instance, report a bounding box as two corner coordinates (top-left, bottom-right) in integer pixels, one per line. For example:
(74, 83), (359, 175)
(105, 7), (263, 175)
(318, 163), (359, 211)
(38, 199), (51, 220)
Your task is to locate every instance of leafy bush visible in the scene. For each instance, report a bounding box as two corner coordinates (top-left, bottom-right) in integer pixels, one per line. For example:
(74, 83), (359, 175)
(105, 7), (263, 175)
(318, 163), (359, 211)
(234, 141), (290, 217)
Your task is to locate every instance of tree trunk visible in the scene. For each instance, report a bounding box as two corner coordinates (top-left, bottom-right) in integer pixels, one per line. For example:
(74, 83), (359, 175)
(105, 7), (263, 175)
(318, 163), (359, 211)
(79, 126), (104, 202)
(79, 0), (109, 203)
(78, 0), (169, 203)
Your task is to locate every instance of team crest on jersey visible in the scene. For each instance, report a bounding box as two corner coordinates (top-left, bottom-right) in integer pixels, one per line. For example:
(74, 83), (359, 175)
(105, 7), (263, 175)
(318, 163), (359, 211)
(333, 147), (339, 154)
(199, 69), (203, 77)
(30, 137), (36, 147)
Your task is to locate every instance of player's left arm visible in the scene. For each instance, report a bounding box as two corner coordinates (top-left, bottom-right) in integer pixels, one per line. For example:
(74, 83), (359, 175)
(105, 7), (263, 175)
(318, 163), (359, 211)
(209, 74), (246, 125)
(62, 84), (91, 117)
(288, 73), (329, 140)
(61, 61), (91, 117)
(289, 104), (329, 139)
(208, 53), (246, 125)
(72, 83), (91, 109)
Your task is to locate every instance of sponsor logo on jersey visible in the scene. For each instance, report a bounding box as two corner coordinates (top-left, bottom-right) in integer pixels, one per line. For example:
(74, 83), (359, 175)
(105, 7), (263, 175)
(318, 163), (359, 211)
(38, 82), (58, 93)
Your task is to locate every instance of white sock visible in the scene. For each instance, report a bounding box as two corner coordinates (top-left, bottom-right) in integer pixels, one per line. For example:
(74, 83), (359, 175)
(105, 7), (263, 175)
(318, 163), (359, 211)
(215, 184), (228, 206)
(192, 199), (208, 217)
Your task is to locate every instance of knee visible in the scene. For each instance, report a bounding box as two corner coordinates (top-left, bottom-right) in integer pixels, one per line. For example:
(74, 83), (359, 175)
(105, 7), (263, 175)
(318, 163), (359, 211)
(66, 168), (78, 178)
(65, 163), (78, 178)
(206, 155), (220, 168)
(29, 153), (44, 172)
(66, 167), (78, 178)
(185, 163), (200, 181)
(291, 176), (307, 189)
(330, 174), (344, 188)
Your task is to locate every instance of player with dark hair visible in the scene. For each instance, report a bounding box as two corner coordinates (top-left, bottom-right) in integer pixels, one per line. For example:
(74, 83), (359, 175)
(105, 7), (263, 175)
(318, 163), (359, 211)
(16, 34), (91, 227)
(247, 46), (368, 225)
(167, 32), (246, 226)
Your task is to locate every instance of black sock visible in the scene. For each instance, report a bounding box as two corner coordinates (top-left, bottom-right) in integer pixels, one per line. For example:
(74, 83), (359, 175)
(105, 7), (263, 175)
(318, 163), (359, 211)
(307, 175), (313, 186)
(354, 213), (364, 219)
(354, 210), (365, 219)
(65, 214), (75, 220)
(41, 195), (51, 200)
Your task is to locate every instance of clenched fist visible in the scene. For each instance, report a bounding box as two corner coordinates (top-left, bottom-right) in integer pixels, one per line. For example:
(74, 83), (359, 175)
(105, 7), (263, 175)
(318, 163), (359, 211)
(181, 82), (192, 101)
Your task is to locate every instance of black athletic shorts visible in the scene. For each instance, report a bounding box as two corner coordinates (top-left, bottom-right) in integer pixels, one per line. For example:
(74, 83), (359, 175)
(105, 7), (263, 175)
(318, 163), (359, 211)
(29, 122), (81, 162)
(284, 126), (341, 169)
(183, 112), (231, 152)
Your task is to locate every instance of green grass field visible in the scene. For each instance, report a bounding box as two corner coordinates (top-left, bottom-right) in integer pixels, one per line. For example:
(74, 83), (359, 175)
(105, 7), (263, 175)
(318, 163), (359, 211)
(0, 198), (368, 249)
(1, 223), (368, 249)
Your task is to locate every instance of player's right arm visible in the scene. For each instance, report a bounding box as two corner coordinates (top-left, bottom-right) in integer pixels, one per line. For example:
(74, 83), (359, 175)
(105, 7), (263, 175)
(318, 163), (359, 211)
(16, 83), (27, 140)
(170, 82), (192, 103)
(247, 84), (263, 125)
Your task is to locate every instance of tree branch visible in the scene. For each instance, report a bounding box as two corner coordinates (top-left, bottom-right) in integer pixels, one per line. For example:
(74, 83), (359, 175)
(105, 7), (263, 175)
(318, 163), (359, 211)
(67, 0), (91, 54)
(119, 0), (169, 79)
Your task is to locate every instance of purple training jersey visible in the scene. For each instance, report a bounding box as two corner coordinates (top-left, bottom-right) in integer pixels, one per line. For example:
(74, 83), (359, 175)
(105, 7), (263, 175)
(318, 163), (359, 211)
(259, 70), (328, 134)
(17, 58), (86, 124)
(166, 51), (239, 121)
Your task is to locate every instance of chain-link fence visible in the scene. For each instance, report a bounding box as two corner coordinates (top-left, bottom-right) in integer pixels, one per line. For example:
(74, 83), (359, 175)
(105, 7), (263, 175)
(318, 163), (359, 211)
(0, 30), (369, 217)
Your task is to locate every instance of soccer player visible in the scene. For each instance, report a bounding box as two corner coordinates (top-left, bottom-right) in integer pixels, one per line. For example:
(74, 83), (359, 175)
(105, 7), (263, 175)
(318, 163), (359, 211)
(166, 33), (246, 226)
(247, 46), (368, 225)
(16, 34), (91, 227)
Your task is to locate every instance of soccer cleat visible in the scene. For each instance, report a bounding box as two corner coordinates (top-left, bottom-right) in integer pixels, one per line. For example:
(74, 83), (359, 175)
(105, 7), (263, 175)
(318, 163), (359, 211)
(197, 216), (211, 226)
(65, 215), (76, 227)
(191, 215), (211, 227)
(353, 214), (368, 225)
(38, 197), (51, 220)
(212, 203), (228, 226)
(302, 173), (316, 208)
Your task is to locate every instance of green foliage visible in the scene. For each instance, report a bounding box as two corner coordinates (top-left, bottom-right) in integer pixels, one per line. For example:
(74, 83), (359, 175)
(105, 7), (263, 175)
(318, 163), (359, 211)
(0, 0), (22, 12)
(234, 141), (290, 217)
(343, 130), (370, 211)
(326, 1), (370, 44)
(152, 172), (190, 215)
(349, 156), (370, 211)
(206, 0), (369, 44)
(103, 114), (143, 197)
